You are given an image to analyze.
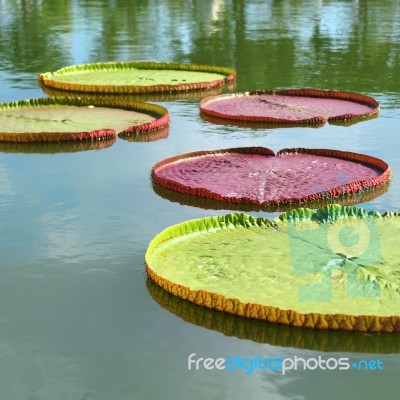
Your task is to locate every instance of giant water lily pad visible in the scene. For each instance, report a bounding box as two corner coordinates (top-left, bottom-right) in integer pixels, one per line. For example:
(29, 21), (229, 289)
(200, 89), (379, 125)
(38, 61), (236, 94)
(152, 147), (390, 206)
(145, 205), (400, 333)
(0, 97), (169, 142)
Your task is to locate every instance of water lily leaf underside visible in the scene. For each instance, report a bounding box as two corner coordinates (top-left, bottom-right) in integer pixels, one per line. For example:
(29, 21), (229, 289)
(145, 205), (400, 333)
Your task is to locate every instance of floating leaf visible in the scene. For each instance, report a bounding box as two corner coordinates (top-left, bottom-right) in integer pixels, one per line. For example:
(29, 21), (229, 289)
(145, 206), (400, 333)
(38, 61), (236, 94)
(200, 89), (379, 125)
(152, 147), (390, 206)
(0, 97), (169, 142)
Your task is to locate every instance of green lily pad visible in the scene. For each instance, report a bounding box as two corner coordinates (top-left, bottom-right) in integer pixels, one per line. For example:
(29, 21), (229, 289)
(38, 61), (236, 94)
(0, 97), (169, 142)
(145, 205), (400, 333)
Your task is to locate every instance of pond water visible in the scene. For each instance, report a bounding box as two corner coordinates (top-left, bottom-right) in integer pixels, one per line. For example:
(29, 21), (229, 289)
(0, 1), (399, 399)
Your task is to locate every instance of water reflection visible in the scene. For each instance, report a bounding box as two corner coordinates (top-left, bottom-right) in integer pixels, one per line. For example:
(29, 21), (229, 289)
(119, 127), (169, 143)
(0, 161), (16, 205)
(1, 0), (399, 96)
(0, 0), (73, 72)
(0, 139), (116, 154)
(147, 279), (400, 354)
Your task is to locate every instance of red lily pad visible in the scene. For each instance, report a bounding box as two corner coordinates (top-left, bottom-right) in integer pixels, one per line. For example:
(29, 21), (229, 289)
(152, 178), (389, 212)
(152, 147), (390, 206)
(200, 89), (379, 125)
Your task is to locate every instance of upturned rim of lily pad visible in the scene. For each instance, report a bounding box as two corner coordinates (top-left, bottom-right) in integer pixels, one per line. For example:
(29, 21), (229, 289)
(0, 97), (169, 142)
(152, 179), (390, 212)
(38, 78), (236, 102)
(145, 205), (400, 333)
(200, 88), (380, 125)
(38, 61), (237, 94)
(152, 147), (391, 206)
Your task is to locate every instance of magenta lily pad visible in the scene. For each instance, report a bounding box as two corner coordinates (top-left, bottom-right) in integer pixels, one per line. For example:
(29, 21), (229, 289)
(152, 147), (390, 206)
(200, 89), (379, 125)
(0, 97), (169, 142)
(152, 179), (389, 213)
